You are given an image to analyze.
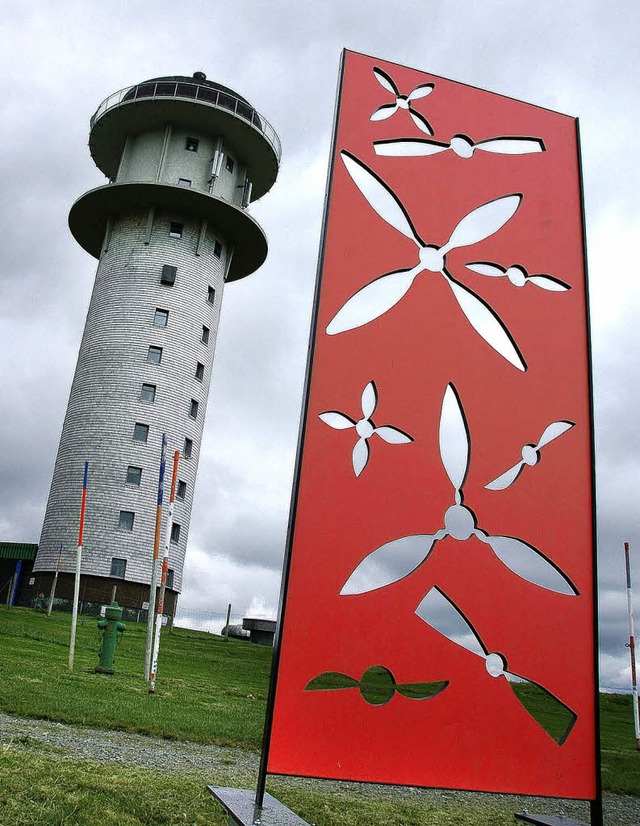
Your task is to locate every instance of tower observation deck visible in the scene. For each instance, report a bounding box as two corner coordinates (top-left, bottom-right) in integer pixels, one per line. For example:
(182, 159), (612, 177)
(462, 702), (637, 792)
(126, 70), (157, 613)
(34, 72), (280, 617)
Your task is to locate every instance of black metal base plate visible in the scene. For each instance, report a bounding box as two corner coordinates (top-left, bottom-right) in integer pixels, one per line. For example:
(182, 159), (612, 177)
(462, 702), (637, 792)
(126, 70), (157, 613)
(208, 786), (310, 826)
(515, 812), (588, 826)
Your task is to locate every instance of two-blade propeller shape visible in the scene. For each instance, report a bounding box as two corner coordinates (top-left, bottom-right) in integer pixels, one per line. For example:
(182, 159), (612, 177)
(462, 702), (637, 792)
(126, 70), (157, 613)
(374, 133), (545, 160)
(327, 151), (527, 372)
(370, 66), (435, 135)
(305, 664), (448, 706)
(465, 261), (571, 292)
(485, 421), (575, 491)
(340, 383), (578, 596)
(415, 587), (577, 744)
(319, 381), (413, 477)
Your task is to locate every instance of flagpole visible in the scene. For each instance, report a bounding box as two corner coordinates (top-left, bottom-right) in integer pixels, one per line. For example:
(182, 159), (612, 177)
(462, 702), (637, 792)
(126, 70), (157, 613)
(69, 461), (88, 671)
(145, 434), (166, 680)
(149, 450), (180, 693)
(624, 541), (640, 749)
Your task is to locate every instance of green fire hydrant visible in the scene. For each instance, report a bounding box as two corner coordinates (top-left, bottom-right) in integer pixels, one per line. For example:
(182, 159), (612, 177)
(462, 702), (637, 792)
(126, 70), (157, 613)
(95, 601), (125, 674)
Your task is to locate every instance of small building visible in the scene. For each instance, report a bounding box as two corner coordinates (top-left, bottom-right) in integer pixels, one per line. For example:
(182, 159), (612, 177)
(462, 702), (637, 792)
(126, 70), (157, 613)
(242, 617), (277, 646)
(0, 542), (38, 607)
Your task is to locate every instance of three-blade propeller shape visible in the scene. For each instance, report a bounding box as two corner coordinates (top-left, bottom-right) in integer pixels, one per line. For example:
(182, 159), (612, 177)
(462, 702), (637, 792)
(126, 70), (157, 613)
(370, 66), (435, 135)
(415, 587), (577, 744)
(340, 383), (577, 596)
(465, 261), (571, 292)
(305, 664), (448, 706)
(327, 151), (526, 372)
(374, 133), (545, 160)
(485, 421), (575, 491)
(319, 380), (413, 477)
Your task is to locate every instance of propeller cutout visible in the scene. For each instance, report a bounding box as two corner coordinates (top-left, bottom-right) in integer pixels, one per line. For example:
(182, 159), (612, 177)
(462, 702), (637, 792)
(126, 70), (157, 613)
(329, 152), (526, 371)
(305, 664), (448, 706)
(485, 421), (575, 490)
(341, 383), (577, 596)
(371, 67), (435, 135)
(319, 380), (413, 477)
(415, 587), (577, 744)
(466, 261), (571, 293)
(374, 134), (545, 159)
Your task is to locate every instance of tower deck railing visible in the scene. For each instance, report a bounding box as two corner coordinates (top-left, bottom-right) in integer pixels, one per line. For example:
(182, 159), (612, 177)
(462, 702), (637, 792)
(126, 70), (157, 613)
(91, 80), (281, 163)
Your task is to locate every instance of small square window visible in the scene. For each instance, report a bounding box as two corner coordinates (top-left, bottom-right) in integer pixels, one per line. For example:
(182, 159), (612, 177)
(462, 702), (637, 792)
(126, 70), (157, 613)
(133, 423), (149, 443)
(111, 557), (127, 578)
(176, 480), (187, 500)
(169, 222), (183, 239)
(140, 383), (156, 402)
(225, 156), (234, 173)
(147, 346), (163, 364)
(154, 308), (169, 327)
(166, 568), (175, 589)
(213, 240), (222, 258)
(178, 178), (192, 188)
(170, 522), (181, 544)
(183, 437), (193, 458)
(207, 286), (215, 304)
(119, 510), (135, 531)
(189, 399), (199, 419)
(126, 466), (142, 486)
(201, 325), (210, 345)
(195, 362), (205, 382)
(185, 137), (199, 152)
(161, 265), (177, 286)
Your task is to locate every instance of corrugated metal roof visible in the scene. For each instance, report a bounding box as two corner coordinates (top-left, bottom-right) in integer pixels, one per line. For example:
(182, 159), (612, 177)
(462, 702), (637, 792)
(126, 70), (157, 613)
(0, 542), (38, 560)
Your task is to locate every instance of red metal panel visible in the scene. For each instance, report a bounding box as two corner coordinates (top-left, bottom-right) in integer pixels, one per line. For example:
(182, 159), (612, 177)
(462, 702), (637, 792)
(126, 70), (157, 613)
(267, 50), (596, 799)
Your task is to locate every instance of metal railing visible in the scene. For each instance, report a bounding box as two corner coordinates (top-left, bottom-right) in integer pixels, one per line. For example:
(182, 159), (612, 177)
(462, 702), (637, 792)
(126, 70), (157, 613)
(91, 80), (281, 162)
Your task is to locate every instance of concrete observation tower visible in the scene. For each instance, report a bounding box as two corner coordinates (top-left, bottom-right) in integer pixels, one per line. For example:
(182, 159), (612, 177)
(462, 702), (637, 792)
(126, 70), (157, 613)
(34, 72), (280, 618)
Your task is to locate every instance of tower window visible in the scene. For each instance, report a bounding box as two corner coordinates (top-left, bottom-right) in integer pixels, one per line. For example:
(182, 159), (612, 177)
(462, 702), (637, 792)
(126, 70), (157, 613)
(225, 156), (235, 173)
(185, 137), (199, 152)
(133, 423), (149, 443)
(183, 437), (193, 458)
(195, 362), (204, 381)
(166, 568), (175, 589)
(201, 325), (210, 345)
(119, 511), (135, 531)
(147, 346), (163, 364)
(110, 558), (127, 578)
(189, 399), (199, 419)
(213, 240), (222, 258)
(176, 480), (187, 500)
(207, 286), (215, 304)
(154, 308), (169, 327)
(140, 383), (156, 402)
(169, 222), (183, 239)
(161, 265), (177, 286)
(178, 178), (192, 188)
(126, 466), (142, 486)
(170, 523), (181, 544)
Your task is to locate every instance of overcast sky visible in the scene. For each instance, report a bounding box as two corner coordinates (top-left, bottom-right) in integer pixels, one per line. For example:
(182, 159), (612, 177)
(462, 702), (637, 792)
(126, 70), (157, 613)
(0, 1), (638, 689)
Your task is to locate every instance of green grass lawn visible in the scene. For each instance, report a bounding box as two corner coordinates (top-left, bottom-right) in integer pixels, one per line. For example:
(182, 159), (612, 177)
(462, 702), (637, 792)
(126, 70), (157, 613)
(0, 606), (271, 748)
(1, 604), (639, 825)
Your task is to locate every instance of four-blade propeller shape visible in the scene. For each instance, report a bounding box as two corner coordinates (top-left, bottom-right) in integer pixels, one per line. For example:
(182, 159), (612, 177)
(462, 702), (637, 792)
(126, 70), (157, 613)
(485, 421), (575, 491)
(415, 587), (577, 744)
(374, 133), (545, 160)
(327, 151), (526, 372)
(319, 381), (413, 477)
(465, 261), (571, 292)
(305, 664), (448, 706)
(340, 383), (577, 596)
(370, 66), (435, 135)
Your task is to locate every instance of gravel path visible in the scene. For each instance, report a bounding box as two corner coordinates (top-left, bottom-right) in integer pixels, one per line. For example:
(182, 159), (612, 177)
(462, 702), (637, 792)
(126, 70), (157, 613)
(1, 712), (639, 825)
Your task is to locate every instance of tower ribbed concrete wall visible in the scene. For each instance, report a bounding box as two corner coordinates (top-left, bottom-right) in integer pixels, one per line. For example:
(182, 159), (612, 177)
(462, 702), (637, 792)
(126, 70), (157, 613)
(36, 209), (227, 591)
(34, 73), (280, 601)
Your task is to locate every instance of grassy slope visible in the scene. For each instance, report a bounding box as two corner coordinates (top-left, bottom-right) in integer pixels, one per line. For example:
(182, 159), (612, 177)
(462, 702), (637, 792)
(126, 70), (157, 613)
(1, 606), (639, 801)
